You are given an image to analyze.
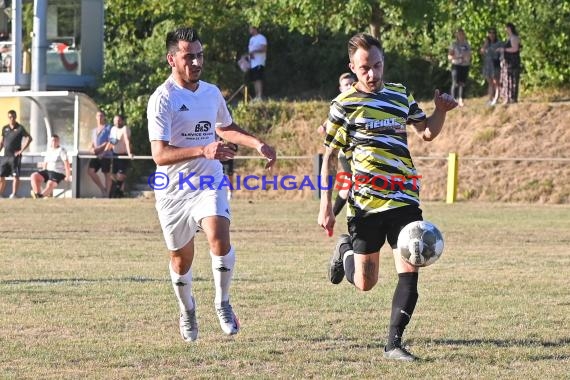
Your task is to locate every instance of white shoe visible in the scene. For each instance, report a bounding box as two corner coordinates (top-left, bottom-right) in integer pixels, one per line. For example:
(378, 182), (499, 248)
(216, 300), (240, 335)
(179, 297), (198, 342)
(8, 193), (17, 199)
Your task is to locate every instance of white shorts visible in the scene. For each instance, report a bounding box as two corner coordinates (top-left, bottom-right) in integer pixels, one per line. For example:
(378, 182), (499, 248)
(155, 188), (231, 251)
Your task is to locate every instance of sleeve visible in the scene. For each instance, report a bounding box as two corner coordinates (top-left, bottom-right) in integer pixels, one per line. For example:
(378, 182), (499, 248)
(20, 125), (31, 137)
(324, 101), (348, 150)
(60, 147), (68, 161)
(147, 90), (172, 142)
(109, 127), (117, 142)
(406, 90), (427, 124)
(215, 89), (233, 128)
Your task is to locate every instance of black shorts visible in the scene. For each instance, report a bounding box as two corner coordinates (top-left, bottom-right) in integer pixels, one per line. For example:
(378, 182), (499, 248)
(222, 159), (234, 176)
(37, 170), (65, 184)
(111, 154), (130, 175)
(347, 205), (423, 254)
(451, 64), (470, 84)
(88, 158), (111, 173)
(0, 155), (22, 177)
(248, 65), (265, 82)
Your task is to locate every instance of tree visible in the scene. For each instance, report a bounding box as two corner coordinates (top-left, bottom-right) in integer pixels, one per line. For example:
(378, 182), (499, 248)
(96, 0), (569, 157)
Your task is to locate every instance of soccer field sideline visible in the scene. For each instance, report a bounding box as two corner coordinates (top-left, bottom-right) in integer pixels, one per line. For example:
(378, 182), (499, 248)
(0, 199), (569, 378)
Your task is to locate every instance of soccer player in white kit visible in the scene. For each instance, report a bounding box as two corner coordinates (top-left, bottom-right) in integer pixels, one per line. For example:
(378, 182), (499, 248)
(147, 27), (277, 342)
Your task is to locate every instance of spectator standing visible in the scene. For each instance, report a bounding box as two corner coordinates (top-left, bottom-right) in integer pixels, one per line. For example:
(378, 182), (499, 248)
(0, 110), (32, 198)
(248, 25), (267, 101)
(87, 110), (112, 197)
(30, 134), (71, 198)
(447, 28), (471, 107)
(480, 28), (502, 106)
(107, 114), (133, 198)
(497, 22), (522, 104)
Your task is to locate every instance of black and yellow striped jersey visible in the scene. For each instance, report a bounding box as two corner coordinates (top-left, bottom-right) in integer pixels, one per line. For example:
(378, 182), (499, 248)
(324, 82), (426, 217)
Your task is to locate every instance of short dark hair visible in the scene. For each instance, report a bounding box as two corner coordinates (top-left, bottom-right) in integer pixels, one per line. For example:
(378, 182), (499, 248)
(51, 134), (59, 139)
(506, 22), (518, 36)
(8, 109), (16, 118)
(348, 33), (383, 61)
(166, 27), (201, 54)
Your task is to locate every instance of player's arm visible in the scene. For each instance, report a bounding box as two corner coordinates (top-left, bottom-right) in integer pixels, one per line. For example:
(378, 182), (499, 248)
(412, 89), (458, 142)
(249, 44), (267, 56)
(124, 127), (133, 157)
(318, 145), (339, 235)
(216, 123), (276, 169)
(64, 159), (71, 180)
(92, 138), (106, 155)
(150, 140), (236, 166)
(19, 134), (32, 154)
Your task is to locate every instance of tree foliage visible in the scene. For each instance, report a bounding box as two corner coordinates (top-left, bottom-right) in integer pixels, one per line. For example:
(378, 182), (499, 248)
(96, 0), (570, 156)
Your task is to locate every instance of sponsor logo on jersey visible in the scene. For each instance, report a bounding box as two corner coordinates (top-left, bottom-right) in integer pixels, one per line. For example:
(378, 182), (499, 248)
(194, 121), (211, 132)
(365, 118), (403, 130)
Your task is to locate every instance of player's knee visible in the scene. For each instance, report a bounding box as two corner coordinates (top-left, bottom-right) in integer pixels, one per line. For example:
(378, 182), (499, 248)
(209, 240), (231, 256)
(354, 276), (378, 291)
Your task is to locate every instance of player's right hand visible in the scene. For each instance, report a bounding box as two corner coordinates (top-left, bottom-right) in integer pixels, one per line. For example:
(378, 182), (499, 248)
(257, 143), (276, 169)
(203, 141), (236, 161)
(318, 203), (335, 237)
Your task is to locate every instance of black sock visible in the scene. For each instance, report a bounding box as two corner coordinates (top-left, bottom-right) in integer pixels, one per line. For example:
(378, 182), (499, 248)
(386, 272), (419, 349)
(332, 195), (347, 216)
(336, 238), (355, 284)
(344, 251), (355, 284)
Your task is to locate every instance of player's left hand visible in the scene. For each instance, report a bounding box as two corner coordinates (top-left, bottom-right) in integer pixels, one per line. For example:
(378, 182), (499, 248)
(257, 143), (276, 169)
(433, 89), (459, 111)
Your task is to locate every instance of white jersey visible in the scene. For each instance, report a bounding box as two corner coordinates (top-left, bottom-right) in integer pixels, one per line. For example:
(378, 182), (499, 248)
(44, 146), (68, 174)
(248, 33), (267, 68)
(147, 76), (233, 200)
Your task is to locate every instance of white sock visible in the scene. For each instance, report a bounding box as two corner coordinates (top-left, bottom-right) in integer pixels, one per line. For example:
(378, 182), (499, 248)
(210, 246), (235, 305)
(343, 249), (354, 265)
(169, 262), (195, 312)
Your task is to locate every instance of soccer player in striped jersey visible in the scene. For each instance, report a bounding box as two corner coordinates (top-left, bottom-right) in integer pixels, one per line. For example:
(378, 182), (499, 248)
(318, 33), (458, 361)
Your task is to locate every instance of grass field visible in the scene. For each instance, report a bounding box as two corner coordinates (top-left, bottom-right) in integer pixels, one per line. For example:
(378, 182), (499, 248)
(1, 199), (569, 379)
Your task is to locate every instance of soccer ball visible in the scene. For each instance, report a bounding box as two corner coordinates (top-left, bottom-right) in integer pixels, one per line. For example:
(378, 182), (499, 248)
(397, 220), (444, 267)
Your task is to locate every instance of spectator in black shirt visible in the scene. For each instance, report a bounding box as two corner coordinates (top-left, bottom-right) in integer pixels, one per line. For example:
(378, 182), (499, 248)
(0, 110), (32, 198)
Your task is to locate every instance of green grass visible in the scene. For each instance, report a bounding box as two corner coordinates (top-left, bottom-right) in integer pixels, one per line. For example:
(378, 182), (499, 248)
(1, 199), (569, 379)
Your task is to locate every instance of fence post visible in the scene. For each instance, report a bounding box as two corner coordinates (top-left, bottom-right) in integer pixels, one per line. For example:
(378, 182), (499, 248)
(446, 152), (458, 204)
(72, 154), (80, 198)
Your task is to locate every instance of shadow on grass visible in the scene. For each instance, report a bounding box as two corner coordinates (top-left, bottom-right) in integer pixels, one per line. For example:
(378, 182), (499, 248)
(432, 337), (570, 348)
(0, 276), (260, 285)
(0, 277), (169, 285)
